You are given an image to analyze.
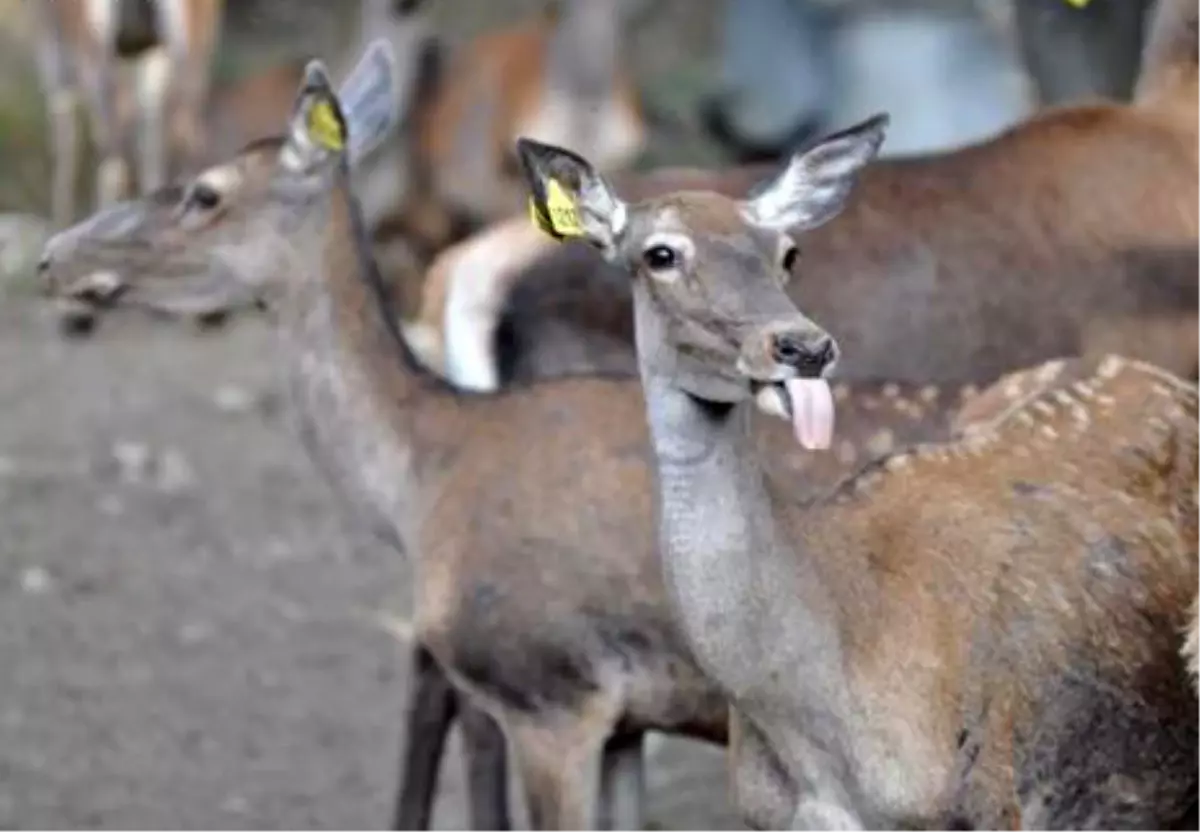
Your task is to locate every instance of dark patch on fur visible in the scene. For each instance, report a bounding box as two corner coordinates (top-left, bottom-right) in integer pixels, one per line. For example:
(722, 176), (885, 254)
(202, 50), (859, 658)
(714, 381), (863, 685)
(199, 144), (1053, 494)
(1014, 658), (1198, 828)
(450, 580), (600, 714)
(1010, 480), (1046, 497)
(1114, 246), (1200, 313)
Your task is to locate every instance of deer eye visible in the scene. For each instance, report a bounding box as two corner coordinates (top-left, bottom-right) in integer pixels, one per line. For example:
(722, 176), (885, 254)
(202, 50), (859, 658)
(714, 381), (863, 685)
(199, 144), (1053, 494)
(643, 244), (679, 271)
(189, 184), (222, 210)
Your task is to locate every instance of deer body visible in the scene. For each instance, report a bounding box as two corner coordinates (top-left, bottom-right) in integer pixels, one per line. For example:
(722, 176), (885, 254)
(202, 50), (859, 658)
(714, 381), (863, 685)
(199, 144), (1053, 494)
(515, 93), (1198, 825)
(30, 0), (223, 227)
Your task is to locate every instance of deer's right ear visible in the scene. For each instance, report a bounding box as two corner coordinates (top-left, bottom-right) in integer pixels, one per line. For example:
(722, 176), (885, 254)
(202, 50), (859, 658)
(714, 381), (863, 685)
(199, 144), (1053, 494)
(337, 39), (400, 167)
(515, 137), (627, 253)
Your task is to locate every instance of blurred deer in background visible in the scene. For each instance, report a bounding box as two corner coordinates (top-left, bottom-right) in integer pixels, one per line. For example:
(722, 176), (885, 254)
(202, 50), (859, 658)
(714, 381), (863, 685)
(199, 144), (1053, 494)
(1007, 0), (1157, 105)
(409, 0), (1197, 395)
(393, 0), (647, 255)
(29, 0), (223, 228)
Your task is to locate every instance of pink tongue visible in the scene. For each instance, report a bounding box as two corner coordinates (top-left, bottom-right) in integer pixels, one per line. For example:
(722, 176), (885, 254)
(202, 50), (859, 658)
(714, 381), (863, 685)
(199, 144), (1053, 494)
(785, 378), (835, 450)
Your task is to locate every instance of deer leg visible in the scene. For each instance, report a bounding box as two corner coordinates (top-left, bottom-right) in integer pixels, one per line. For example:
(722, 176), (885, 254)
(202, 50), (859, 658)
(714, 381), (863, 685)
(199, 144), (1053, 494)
(392, 644), (458, 830)
(30, 3), (87, 226)
(507, 701), (617, 830)
(46, 91), (81, 228)
(80, 53), (130, 207)
(596, 731), (645, 831)
(458, 703), (513, 830)
(728, 709), (798, 830)
(134, 46), (172, 194)
(155, 0), (219, 178)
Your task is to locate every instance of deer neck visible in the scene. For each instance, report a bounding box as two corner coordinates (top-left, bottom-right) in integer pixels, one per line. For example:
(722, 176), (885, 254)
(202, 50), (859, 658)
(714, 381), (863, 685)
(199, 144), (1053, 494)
(631, 289), (849, 727)
(270, 176), (437, 554)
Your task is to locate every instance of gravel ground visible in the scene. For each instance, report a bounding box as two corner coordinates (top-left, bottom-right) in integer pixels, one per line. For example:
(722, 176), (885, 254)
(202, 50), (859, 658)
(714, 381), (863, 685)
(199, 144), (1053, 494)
(0, 300), (737, 829)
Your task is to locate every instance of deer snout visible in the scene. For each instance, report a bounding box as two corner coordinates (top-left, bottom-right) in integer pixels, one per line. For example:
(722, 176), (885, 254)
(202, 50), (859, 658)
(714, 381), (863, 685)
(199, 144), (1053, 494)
(38, 237), (127, 306)
(770, 330), (839, 379)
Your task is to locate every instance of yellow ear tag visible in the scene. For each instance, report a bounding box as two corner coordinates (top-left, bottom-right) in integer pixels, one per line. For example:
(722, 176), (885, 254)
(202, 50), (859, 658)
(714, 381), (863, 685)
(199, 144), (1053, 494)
(1064, 0), (1091, 7)
(307, 99), (345, 151)
(528, 179), (585, 239)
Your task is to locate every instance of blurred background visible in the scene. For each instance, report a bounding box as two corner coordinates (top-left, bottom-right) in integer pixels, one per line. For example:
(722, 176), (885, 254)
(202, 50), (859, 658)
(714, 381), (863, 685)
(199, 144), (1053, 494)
(0, 0), (1156, 828)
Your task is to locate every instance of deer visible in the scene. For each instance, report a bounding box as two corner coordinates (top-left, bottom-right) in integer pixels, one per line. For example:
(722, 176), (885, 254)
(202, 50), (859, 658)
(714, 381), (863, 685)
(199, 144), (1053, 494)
(28, 0), (225, 229)
(408, 0), (1197, 397)
(515, 102), (1198, 826)
(30, 41), (1113, 830)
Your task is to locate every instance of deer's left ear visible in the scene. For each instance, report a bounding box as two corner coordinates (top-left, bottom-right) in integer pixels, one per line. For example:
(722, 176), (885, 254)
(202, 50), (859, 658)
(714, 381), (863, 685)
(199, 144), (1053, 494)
(516, 137), (627, 253)
(742, 113), (889, 232)
(282, 61), (349, 173)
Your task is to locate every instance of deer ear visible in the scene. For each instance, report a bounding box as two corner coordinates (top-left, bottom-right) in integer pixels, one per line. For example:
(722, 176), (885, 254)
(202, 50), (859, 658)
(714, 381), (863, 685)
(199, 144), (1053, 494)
(742, 113), (889, 232)
(283, 61), (348, 172)
(515, 137), (627, 253)
(337, 39), (401, 167)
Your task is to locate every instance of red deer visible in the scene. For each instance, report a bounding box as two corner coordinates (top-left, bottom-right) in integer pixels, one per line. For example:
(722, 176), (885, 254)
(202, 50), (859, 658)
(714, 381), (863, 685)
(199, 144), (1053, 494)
(516, 114), (1197, 827)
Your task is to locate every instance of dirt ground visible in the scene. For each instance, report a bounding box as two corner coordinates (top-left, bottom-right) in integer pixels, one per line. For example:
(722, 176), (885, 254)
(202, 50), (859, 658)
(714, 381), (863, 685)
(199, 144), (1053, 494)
(0, 298), (739, 829)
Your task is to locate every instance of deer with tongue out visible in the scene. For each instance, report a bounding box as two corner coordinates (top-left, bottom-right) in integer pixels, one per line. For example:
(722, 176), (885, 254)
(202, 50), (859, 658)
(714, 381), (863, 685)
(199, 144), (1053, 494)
(517, 113), (1198, 829)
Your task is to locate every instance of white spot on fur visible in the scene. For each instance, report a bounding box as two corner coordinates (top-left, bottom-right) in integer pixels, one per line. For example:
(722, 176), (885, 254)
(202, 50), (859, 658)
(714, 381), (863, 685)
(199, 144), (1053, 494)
(279, 144), (305, 173)
(1097, 355), (1125, 379)
(1176, 597), (1200, 696)
(1035, 359), (1065, 384)
(196, 164), (241, 193)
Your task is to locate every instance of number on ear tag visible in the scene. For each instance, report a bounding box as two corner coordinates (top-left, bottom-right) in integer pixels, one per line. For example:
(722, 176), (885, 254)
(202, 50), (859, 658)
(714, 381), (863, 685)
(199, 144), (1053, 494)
(308, 100), (346, 151)
(529, 179), (585, 239)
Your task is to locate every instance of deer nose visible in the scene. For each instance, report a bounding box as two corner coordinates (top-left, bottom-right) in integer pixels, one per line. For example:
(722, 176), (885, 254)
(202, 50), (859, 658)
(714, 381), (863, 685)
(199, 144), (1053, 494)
(771, 331), (838, 377)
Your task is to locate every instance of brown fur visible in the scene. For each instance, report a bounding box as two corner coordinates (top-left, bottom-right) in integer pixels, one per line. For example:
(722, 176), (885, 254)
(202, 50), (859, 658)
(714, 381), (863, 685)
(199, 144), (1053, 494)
(803, 356), (1198, 827)
(429, 0), (1197, 389)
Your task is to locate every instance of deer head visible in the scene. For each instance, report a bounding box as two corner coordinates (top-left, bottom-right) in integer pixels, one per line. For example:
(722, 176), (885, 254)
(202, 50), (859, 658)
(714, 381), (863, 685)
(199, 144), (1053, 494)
(38, 40), (402, 319)
(516, 113), (888, 448)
